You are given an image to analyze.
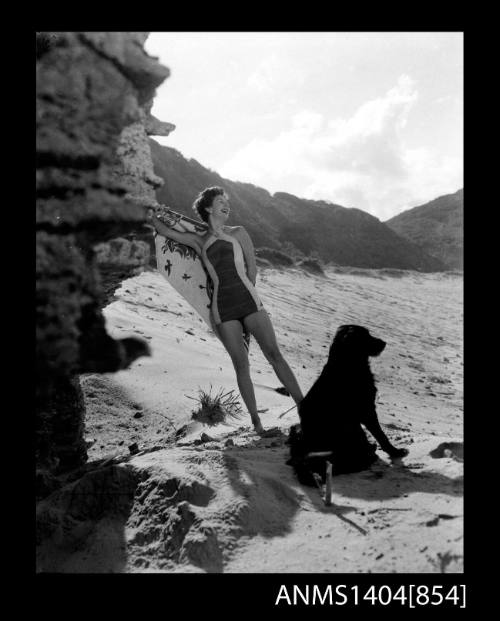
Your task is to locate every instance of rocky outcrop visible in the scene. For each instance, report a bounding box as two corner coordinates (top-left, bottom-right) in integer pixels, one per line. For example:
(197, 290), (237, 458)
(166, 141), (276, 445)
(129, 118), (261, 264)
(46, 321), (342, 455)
(95, 81), (176, 279)
(36, 32), (172, 494)
(94, 237), (151, 306)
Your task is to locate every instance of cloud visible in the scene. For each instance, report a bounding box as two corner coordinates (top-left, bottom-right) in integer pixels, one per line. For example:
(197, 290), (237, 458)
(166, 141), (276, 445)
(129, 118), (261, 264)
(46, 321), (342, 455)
(246, 53), (305, 93)
(219, 75), (462, 220)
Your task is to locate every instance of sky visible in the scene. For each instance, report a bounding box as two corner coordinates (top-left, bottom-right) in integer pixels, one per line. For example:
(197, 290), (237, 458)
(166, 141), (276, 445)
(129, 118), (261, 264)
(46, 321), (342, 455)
(145, 32), (463, 221)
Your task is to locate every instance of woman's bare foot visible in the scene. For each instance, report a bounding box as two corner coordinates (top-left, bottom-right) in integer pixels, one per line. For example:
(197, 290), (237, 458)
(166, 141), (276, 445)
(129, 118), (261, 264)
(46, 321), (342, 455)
(251, 414), (264, 434)
(257, 427), (281, 438)
(252, 422), (280, 438)
(251, 413), (282, 437)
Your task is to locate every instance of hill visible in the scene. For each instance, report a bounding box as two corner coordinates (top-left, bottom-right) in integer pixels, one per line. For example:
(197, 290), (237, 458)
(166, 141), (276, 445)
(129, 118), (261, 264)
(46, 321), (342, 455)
(150, 140), (445, 272)
(385, 189), (463, 270)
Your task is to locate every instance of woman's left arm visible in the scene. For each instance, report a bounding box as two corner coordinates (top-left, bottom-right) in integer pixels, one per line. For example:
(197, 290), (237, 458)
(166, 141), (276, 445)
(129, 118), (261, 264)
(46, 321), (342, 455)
(235, 226), (257, 285)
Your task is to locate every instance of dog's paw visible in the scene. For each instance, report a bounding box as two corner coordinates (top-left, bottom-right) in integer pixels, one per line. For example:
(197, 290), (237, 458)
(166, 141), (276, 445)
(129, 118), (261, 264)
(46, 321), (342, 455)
(296, 469), (319, 487)
(387, 447), (409, 459)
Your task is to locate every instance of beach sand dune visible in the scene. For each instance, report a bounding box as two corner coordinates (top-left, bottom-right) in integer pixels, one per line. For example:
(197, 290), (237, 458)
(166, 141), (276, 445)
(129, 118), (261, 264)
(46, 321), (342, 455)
(37, 266), (463, 573)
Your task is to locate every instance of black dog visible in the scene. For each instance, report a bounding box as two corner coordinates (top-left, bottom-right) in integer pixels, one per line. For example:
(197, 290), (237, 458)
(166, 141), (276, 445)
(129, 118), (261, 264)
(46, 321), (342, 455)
(287, 325), (409, 486)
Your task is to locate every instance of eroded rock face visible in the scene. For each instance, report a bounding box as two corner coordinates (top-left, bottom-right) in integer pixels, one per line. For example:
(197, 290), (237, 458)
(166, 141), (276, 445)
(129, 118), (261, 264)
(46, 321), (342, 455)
(36, 32), (171, 491)
(95, 56), (177, 291)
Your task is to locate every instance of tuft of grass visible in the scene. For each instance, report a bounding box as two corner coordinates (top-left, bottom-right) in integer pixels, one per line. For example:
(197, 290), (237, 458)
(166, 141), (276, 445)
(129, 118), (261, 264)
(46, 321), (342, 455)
(189, 385), (244, 425)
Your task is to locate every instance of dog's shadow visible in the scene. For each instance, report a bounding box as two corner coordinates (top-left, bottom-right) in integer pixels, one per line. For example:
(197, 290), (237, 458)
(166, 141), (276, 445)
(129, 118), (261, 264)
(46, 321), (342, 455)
(221, 435), (370, 538)
(323, 456), (463, 502)
(220, 434), (462, 544)
(286, 454), (462, 536)
(300, 485), (370, 536)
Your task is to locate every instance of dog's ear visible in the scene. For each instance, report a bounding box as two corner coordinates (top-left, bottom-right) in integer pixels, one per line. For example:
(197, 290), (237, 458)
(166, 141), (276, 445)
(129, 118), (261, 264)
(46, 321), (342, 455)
(332, 325), (357, 347)
(333, 324), (354, 342)
(329, 325), (352, 359)
(330, 325), (373, 359)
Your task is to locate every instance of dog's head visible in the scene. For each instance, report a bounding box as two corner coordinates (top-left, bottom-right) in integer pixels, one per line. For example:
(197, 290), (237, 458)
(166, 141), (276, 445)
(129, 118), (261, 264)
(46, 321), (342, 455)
(328, 325), (386, 361)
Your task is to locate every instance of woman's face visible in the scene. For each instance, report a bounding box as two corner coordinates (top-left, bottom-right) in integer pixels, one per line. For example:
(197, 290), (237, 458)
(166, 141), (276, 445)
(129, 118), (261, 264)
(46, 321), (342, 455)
(208, 193), (230, 220)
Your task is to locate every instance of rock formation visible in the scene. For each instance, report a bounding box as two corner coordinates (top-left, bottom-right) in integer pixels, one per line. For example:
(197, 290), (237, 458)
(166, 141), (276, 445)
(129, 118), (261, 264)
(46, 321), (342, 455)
(36, 32), (172, 496)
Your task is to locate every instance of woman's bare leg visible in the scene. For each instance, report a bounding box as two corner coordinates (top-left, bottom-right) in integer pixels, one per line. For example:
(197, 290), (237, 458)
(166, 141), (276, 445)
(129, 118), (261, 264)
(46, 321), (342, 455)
(243, 310), (304, 404)
(216, 320), (265, 433)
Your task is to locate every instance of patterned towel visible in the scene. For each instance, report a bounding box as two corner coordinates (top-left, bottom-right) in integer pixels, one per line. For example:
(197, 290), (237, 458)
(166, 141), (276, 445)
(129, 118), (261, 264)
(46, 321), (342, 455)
(154, 205), (251, 351)
(153, 205), (216, 330)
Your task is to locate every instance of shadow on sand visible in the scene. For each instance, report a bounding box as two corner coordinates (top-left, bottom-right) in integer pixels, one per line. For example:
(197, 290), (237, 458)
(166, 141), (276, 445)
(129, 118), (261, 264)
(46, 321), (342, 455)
(220, 435), (462, 542)
(36, 431), (462, 573)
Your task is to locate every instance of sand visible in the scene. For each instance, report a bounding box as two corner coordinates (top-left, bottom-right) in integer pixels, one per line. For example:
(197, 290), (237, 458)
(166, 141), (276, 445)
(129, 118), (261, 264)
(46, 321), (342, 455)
(36, 265), (463, 573)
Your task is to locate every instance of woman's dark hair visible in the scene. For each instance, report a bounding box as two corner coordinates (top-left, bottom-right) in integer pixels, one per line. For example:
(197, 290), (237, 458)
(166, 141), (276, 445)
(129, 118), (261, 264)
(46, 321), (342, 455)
(192, 186), (225, 223)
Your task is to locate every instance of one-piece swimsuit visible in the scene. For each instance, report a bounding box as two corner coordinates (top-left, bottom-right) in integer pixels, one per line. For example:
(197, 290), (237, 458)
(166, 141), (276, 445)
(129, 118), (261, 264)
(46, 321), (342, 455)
(201, 229), (264, 325)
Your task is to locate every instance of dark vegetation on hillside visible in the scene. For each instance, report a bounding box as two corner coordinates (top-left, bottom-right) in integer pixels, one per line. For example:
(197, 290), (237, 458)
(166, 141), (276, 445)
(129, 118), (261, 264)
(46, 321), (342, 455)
(386, 189), (463, 270)
(150, 140), (446, 272)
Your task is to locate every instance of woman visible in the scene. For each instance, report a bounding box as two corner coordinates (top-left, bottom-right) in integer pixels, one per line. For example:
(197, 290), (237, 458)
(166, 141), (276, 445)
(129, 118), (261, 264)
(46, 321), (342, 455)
(147, 186), (303, 436)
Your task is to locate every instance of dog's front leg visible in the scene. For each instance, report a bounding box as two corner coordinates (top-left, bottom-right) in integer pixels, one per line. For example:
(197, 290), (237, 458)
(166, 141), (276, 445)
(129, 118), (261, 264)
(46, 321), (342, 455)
(362, 409), (409, 458)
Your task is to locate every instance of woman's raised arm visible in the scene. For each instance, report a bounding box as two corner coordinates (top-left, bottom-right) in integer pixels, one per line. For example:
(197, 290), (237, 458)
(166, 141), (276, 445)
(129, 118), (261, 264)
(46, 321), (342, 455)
(147, 210), (203, 255)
